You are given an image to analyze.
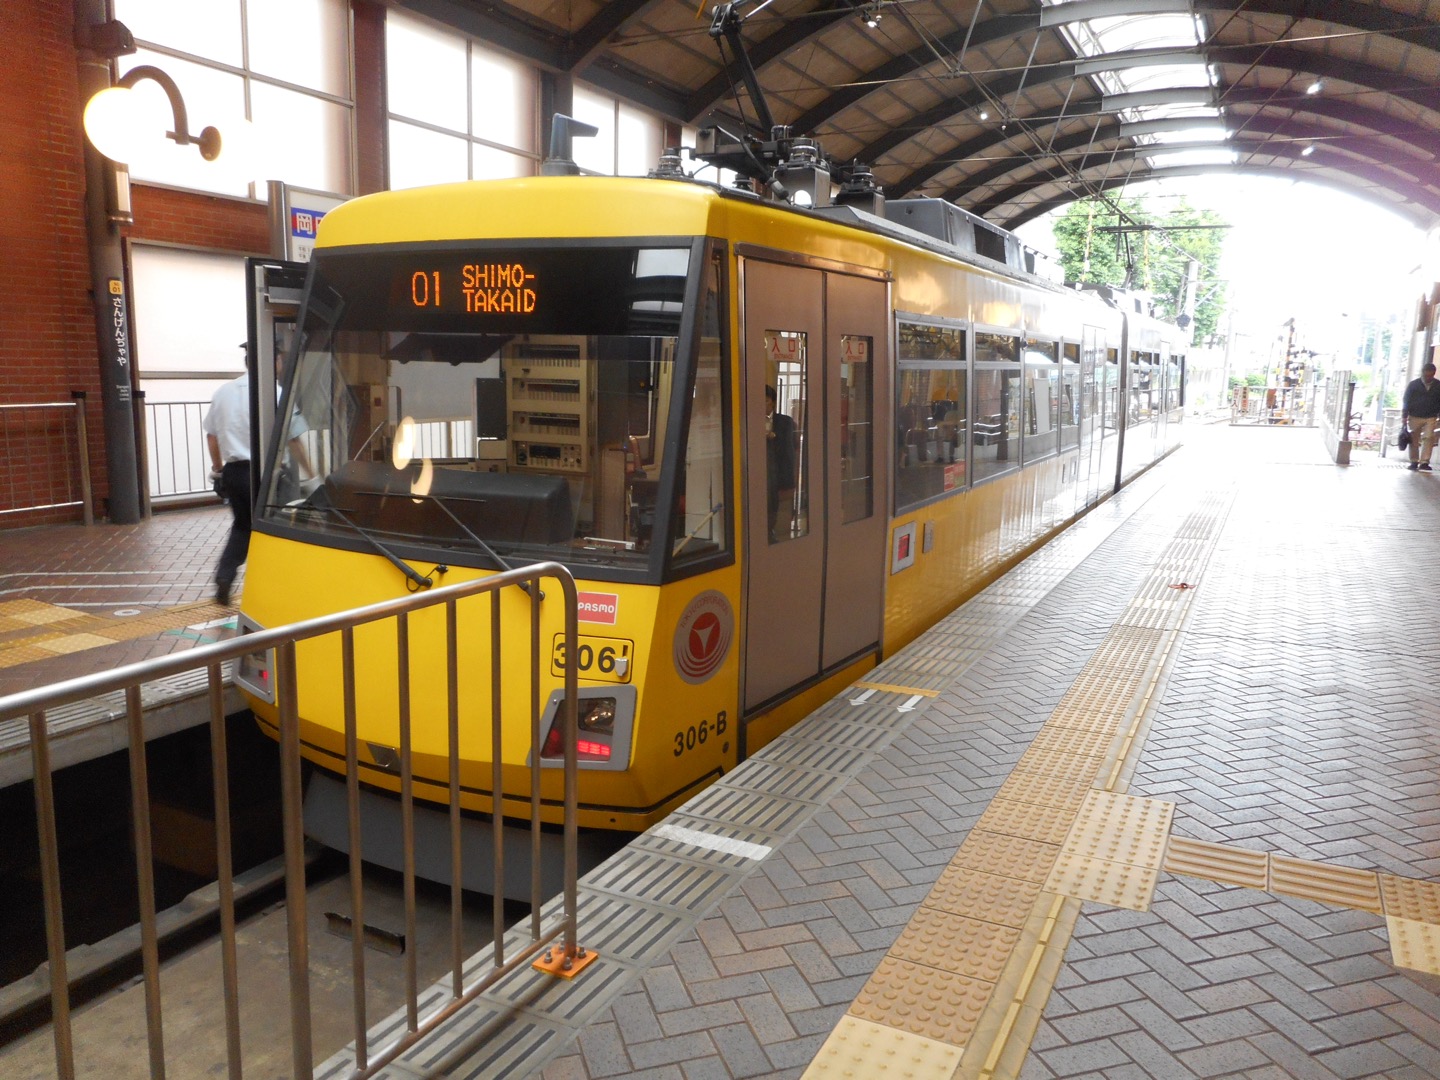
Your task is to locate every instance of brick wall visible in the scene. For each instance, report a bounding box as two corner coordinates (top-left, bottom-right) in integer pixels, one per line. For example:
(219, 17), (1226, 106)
(0, 2), (386, 526)
(0, 0), (104, 525)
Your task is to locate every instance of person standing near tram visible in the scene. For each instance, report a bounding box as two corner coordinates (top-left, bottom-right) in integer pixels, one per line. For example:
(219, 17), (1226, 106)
(1402, 362), (1440, 471)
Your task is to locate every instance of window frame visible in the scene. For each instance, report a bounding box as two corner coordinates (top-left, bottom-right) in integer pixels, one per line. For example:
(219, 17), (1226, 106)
(115, 0), (355, 198)
(971, 324), (1023, 486)
(893, 313), (970, 514)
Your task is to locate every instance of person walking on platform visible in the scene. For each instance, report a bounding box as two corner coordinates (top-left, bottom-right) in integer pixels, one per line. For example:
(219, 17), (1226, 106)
(1402, 362), (1440, 471)
(203, 371), (252, 605)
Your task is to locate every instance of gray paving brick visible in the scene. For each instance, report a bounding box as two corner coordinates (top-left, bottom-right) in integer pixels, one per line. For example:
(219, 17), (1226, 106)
(1311, 1040), (1412, 1080)
(710, 1022), (775, 1078)
(1031, 1036), (1135, 1076)
(656, 1000), (745, 1038)
(1173, 1035), (1273, 1078)
(627, 1032), (717, 1070)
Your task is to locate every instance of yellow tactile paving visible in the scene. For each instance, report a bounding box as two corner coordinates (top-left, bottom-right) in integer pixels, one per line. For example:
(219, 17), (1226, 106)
(1012, 746), (1105, 780)
(849, 956), (993, 1045)
(975, 798), (1077, 847)
(1043, 851), (1161, 912)
(993, 771), (1092, 814)
(950, 831), (1062, 884)
(924, 866), (1043, 929)
(1388, 915), (1440, 976)
(38, 632), (124, 655)
(1270, 854), (1383, 914)
(1042, 703), (1122, 734)
(1064, 790), (1174, 869)
(1025, 727), (1118, 758)
(803, 1015), (963, 1079)
(888, 908), (1021, 983)
(0, 601), (231, 670)
(1163, 836), (1269, 889)
(0, 632), (69, 668)
(1381, 874), (1440, 923)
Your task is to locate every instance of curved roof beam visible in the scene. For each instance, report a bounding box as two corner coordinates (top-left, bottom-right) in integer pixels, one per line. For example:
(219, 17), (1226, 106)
(970, 140), (1440, 225)
(851, 45), (1437, 200)
(764, 0), (1440, 141)
(936, 115), (1435, 209)
(896, 97), (1440, 203)
(1005, 164), (1432, 230)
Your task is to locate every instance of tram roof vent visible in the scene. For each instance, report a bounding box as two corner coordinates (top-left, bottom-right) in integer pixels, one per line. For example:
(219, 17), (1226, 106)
(886, 198), (1025, 272)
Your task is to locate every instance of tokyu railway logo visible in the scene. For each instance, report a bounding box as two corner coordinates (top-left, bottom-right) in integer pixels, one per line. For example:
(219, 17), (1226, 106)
(577, 592), (619, 625)
(673, 590), (734, 684)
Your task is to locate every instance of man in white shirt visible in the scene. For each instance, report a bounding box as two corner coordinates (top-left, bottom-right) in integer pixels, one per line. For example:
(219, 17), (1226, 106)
(203, 371), (252, 605)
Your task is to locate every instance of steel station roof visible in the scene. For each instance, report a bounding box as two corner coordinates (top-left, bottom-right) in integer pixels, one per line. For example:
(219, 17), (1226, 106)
(398, 0), (1440, 230)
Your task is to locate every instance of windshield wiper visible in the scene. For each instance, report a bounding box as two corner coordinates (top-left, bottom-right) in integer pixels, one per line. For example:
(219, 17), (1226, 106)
(411, 493), (542, 598)
(295, 497), (434, 591)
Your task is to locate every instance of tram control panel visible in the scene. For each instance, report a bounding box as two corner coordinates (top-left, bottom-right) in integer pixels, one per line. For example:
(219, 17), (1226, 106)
(504, 339), (592, 475)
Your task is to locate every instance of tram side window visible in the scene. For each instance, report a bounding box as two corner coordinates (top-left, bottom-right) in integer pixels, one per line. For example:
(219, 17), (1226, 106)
(764, 332), (808, 545)
(1102, 347), (1120, 435)
(672, 251), (729, 566)
(839, 334), (874, 523)
(1022, 336), (1059, 462)
(1060, 341), (1080, 449)
(895, 319), (967, 512)
(1129, 351), (1155, 424)
(972, 331), (1021, 484)
(1079, 327), (1102, 442)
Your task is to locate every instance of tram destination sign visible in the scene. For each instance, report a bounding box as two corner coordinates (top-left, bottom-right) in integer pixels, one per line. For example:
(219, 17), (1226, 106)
(408, 261), (538, 315)
(306, 244), (692, 337)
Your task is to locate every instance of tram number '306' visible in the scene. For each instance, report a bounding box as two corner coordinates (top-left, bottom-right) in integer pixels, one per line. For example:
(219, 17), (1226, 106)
(549, 634), (633, 683)
(674, 712), (727, 757)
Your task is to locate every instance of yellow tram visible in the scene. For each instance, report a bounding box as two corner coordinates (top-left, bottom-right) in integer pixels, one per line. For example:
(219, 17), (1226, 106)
(236, 157), (1185, 867)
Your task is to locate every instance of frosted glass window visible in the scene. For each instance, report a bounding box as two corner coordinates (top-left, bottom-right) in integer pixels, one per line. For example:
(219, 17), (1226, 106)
(617, 105), (661, 177)
(108, 3), (352, 198)
(131, 246), (248, 385)
(114, 0), (242, 66)
(471, 49), (536, 153)
(118, 51), (249, 195)
(472, 143), (533, 180)
(247, 0), (349, 96)
(572, 87), (617, 175)
(251, 83), (351, 193)
(388, 121), (468, 189)
(387, 10), (468, 132)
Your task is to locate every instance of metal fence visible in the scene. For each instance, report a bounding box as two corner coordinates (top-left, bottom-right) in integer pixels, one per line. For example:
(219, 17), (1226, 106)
(1320, 372), (1358, 465)
(142, 400), (212, 500)
(1229, 383), (1319, 426)
(0, 399), (94, 524)
(12, 562), (584, 1080)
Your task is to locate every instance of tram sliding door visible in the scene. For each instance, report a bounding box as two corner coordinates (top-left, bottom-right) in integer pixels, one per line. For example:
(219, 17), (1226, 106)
(741, 260), (888, 712)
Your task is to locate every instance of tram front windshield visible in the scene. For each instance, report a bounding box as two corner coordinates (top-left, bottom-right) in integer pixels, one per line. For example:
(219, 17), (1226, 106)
(258, 241), (728, 575)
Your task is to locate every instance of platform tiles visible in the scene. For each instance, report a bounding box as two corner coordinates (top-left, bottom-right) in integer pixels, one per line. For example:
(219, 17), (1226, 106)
(311, 463), (1177, 1078)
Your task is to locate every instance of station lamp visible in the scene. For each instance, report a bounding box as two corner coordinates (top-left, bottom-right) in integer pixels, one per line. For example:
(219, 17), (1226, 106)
(83, 64), (222, 164)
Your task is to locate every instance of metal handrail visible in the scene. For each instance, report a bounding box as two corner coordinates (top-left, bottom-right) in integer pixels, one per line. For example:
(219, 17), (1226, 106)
(14, 560), (582, 1080)
(0, 399), (93, 524)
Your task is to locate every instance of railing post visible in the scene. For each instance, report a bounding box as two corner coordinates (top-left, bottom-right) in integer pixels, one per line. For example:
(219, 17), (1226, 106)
(30, 711), (76, 1080)
(71, 392), (94, 526)
(133, 389), (153, 519)
(276, 641), (314, 1079)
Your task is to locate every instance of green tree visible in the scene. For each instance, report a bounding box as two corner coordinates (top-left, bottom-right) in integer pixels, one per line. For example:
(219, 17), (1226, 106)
(1051, 196), (1228, 344)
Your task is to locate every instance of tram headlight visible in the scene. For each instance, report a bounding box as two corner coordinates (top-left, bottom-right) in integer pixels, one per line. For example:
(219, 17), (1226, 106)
(534, 685), (635, 770)
(232, 614), (274, 703)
